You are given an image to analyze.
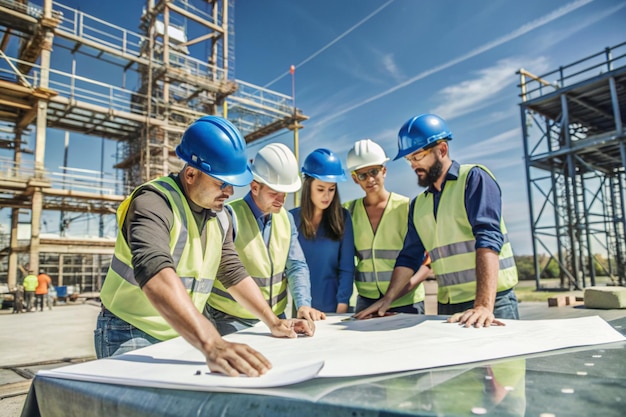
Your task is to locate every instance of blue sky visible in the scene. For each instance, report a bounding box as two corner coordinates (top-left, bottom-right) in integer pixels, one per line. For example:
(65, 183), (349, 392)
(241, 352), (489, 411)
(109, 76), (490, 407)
(232, 0), (626, 256)
(3, 0), (626, 255)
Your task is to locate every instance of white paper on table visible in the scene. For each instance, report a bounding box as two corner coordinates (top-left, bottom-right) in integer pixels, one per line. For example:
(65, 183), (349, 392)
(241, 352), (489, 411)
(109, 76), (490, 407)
(39, 315), (625, 391)
(39, 336), (324, 390)
(224, 314), (625, 377)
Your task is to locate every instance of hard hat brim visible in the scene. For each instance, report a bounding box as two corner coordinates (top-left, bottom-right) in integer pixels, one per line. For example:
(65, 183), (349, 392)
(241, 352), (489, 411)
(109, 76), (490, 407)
(305, 172), (348, 183)
(347, 157), (389, 172)
(209, 168), (254, 187)
(393, 149), (411, 161)
(176, 146), (254, 186)
(252, 173), (302, 193)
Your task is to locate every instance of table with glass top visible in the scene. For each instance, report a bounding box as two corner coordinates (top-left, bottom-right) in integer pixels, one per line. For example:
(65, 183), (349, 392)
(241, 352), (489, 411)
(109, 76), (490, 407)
(20, 316), (626, 417)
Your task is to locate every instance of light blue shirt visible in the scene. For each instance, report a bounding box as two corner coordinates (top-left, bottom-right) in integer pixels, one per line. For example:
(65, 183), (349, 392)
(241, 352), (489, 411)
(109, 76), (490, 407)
(243, 192), (311, 309)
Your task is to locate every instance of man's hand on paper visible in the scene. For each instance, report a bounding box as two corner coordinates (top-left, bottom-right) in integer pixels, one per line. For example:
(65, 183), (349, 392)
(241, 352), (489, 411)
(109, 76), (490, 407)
(447, 306), (505, 328)
(270, 318), (315, 338)
(297, 306), (326, 321)
(205, 339), (272, 377)
(352, 296), (392, 320)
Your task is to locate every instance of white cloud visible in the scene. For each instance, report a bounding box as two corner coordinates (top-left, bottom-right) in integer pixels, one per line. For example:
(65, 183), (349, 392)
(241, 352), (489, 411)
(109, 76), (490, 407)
(380, 52), (403, 83)
(314, 0), (592, 126)
(531, 1), (626, 54)
(431, 57), (549, 119)
(466, 109), (519, 131)
(456, 127), (522, 161)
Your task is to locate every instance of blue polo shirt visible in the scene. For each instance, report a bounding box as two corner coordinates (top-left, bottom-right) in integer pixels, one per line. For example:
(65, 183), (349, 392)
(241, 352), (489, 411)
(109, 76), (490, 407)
(396, 161), (504, 271)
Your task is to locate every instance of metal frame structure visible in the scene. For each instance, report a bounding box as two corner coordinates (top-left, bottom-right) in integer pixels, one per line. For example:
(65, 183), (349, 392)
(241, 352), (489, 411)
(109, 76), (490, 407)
(518, 42), (626, 290)
(0, 0), (307, 289)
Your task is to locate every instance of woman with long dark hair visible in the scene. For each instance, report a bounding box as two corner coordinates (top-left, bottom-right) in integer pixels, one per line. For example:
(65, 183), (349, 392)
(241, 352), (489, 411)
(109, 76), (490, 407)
(290, 149), (355, 314)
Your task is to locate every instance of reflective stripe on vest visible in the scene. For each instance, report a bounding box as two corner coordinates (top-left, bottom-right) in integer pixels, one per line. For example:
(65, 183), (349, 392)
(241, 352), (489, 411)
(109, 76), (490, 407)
(413, 164), (518, 304)
(210, 271), (288, 306)
(209, 198), (290, 319)
(346, 192), (425, 306)
(100, 176), (222, 340)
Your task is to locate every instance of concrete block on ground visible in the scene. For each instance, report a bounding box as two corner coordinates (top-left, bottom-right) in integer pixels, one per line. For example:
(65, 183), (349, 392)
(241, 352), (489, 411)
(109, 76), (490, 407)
(565, 295), (583, 306)
(584, 286), (626, 309)
(548, 296), (567, 307)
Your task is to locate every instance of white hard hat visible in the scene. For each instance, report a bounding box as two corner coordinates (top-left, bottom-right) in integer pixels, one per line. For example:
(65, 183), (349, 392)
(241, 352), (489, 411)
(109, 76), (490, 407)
(251, 143), (302, 193)
(346, 139), (390, 172)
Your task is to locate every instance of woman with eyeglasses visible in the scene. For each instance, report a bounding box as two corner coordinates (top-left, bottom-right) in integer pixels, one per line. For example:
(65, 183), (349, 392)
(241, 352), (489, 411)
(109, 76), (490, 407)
(290, 148), (355, 314)
(343, 139), (431, 316)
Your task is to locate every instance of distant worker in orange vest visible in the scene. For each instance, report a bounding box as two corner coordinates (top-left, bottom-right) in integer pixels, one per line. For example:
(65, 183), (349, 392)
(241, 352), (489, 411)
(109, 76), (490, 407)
(36, 271), (53, 311)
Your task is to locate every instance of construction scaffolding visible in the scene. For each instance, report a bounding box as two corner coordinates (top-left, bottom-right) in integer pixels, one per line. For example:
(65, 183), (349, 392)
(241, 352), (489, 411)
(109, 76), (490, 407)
(518, 41), (626, 290)
(0, 0), (307, 290)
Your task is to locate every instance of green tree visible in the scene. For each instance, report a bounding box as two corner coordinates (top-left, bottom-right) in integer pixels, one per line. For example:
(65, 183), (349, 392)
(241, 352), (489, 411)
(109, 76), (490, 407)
(543, 258), (560, 278)
(514, 256), (535, 280)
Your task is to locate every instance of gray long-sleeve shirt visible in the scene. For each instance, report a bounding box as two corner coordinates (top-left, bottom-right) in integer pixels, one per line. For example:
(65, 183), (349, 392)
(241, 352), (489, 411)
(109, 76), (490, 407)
(123, 174), (248, 289)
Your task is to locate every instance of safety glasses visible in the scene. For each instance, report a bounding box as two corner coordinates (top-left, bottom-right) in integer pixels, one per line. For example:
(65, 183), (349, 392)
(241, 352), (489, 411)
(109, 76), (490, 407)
(404, 147), (433, 165)
(354, 167), (381, 181)
(208, 174), (232, 190)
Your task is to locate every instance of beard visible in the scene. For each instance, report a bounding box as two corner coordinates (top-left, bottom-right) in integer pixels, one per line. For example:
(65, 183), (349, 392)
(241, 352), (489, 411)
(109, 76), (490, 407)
(417, 158), (444, 188)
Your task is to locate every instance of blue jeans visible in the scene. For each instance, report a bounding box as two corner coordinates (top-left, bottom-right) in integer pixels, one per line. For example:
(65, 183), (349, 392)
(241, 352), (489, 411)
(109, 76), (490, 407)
(94, 307), (161, 358)
(355, 295), (425, 315)
(438, 288), (520, 319)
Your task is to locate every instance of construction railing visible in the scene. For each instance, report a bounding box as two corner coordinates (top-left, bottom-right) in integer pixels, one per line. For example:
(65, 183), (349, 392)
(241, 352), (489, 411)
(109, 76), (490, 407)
(518, 41), (626, 102)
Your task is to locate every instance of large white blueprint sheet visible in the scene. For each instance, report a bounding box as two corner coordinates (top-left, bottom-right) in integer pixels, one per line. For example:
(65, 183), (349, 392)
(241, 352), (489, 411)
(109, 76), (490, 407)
(40, 315), (625, 391)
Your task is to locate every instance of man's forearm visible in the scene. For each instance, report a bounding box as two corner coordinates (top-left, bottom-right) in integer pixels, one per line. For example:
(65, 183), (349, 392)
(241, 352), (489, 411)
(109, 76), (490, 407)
(399, 264), (430, 296)
(385, 266), (418, 301)
(227, 277), (281, 327)
(286, 270), (311, 309)
(474, 248), (499, 311)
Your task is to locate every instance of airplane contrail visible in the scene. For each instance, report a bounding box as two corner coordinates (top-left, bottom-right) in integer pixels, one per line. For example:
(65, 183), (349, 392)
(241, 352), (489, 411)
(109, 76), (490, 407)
(315, 0), (595, 126)
(263, 0), (395, 89)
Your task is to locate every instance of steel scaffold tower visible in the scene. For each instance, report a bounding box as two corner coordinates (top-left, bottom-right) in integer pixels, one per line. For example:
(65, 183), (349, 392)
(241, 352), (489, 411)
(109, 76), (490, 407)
(518, 42), (626, 290)
(0, 0), (307, 289)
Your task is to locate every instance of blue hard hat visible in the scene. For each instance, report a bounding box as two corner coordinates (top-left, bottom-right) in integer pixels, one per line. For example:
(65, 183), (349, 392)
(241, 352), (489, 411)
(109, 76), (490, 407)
(175, 116), (253, 186)
(301, 148), (347, 182)
(394, 113), (453, 160)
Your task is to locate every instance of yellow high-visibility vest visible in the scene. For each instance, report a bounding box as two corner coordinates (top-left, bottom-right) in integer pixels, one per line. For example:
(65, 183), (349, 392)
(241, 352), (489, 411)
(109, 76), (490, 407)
(208, 198), (290, 318)
(413, 165), (518, 304)
(346, 192), (425, 306)
(101, 176), (223, 340)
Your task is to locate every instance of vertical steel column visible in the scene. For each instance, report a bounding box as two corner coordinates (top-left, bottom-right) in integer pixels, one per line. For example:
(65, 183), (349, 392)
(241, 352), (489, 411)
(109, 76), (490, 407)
(561, 93), (582, 289)
(609, 77), (623, 134)
(162, 3), (170, 177)
(618, 145), (626, 286)
(8, 208), (20, 289)
(30, 0), (55, 274)
(520, 104), (540, 289)
(144, 0), (155, 183)
(547, 117), (566, 288)
(8, 129), (23, 288)
(579, 174), (595, 287)
(223, 0), (230, 80)
(610, 74), (625, 286)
